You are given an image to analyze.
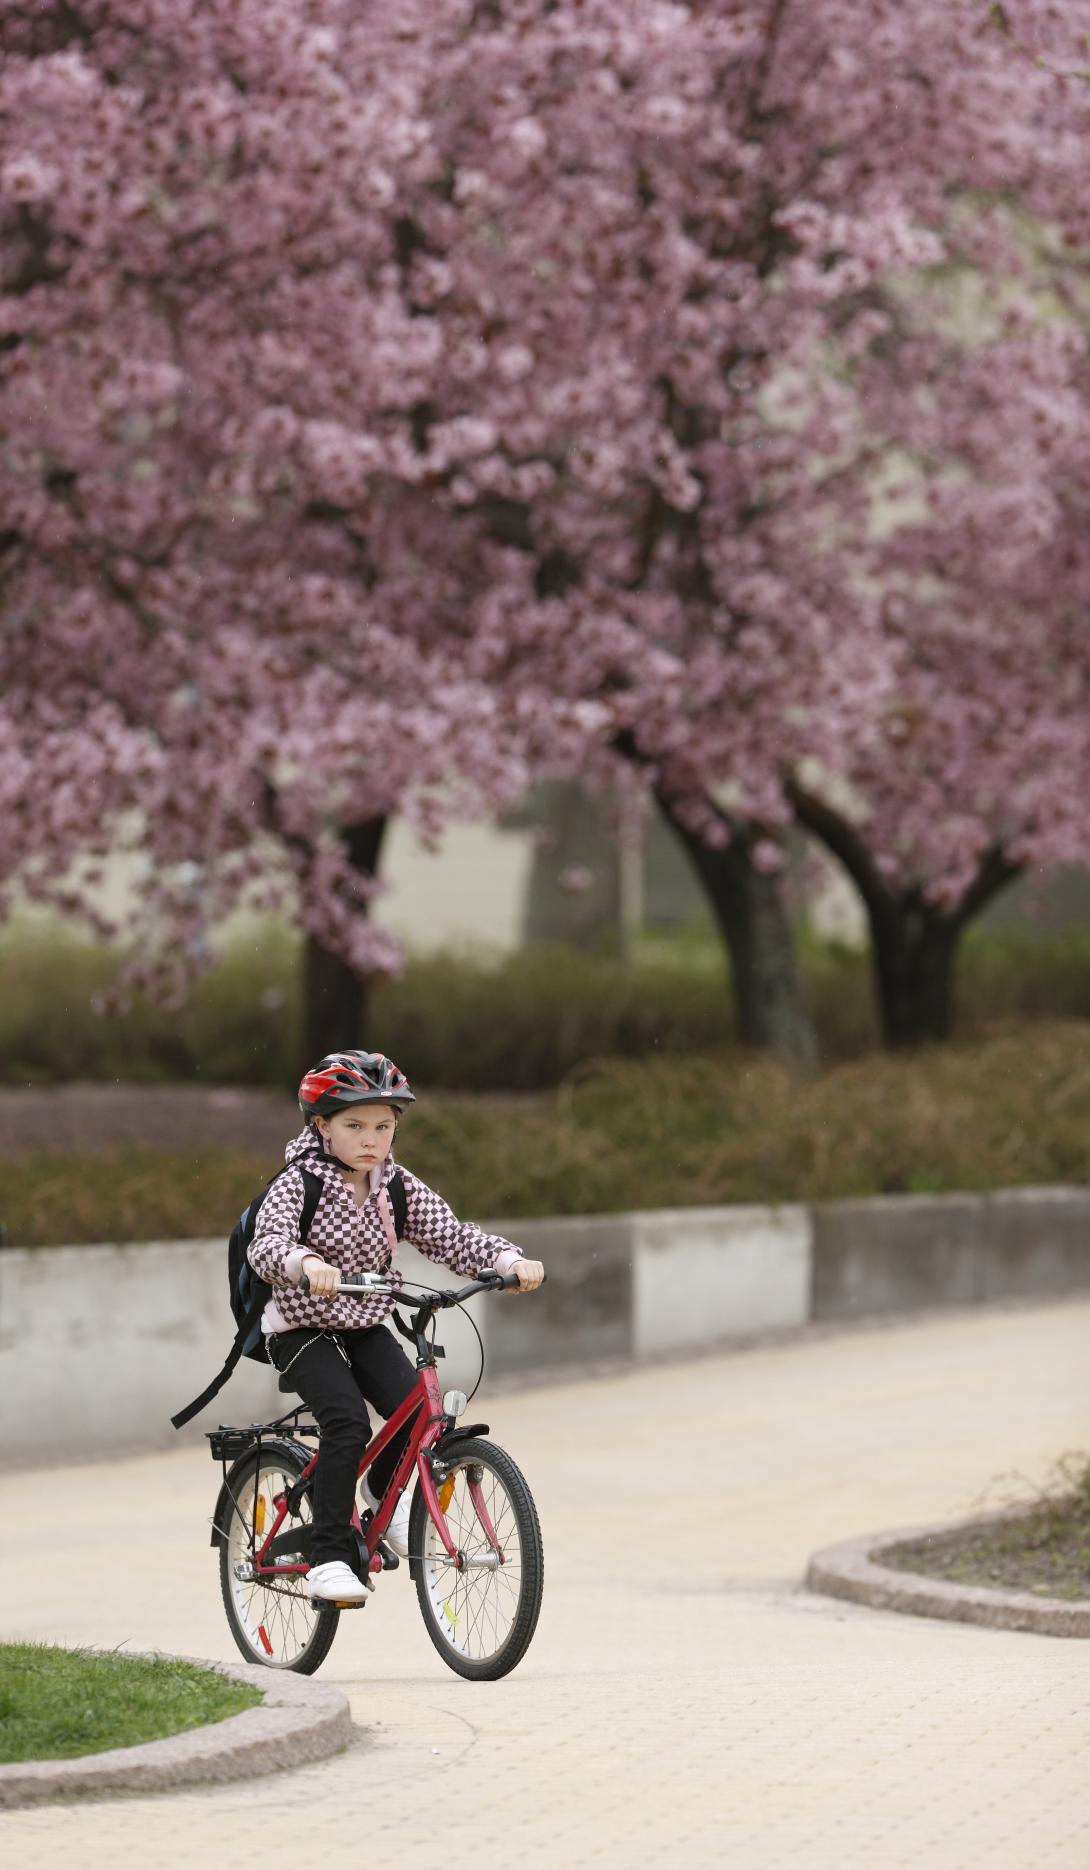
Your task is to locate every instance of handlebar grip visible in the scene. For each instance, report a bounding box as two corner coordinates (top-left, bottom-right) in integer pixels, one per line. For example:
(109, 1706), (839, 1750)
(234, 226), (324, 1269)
(297, 1271), (343, 1296)
(299, 1271), (388, 1298)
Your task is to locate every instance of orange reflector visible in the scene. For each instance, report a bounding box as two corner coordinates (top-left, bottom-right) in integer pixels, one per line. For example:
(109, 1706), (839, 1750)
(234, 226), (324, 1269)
(254, 1496), (266, 1534)
(438, 1474), (456, 1512)
(257, 1624), (273, 1656)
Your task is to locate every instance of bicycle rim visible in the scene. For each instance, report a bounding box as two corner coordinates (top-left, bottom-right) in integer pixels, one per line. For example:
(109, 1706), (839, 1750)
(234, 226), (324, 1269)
(219, 1447), (338, 1673)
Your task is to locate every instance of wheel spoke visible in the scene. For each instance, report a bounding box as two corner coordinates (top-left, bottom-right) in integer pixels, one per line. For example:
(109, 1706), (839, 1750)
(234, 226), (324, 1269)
(222, 1455), (333, 1671)
(421, 1451), (530, 1665)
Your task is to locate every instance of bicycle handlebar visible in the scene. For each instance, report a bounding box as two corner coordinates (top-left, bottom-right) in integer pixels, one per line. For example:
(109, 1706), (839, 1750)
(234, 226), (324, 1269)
(296, 1269), (540, 1307)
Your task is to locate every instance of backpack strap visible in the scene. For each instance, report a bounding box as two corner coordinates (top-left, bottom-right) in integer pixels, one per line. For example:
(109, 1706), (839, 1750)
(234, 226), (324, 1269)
(298, 1166), (322, 1243)
(380, 1172), (419, 1348)
(170, 1163), (326, 1431)
(256, 1159), (323, 1238)
(388, 1168), (407, 1239)
(170, 1288), (266, 1430)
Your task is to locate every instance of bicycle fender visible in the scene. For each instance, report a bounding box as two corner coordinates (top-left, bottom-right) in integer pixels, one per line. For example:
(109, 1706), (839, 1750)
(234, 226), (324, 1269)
(210, 1469), (242, 1548)
(433, 1423), (489, 1459)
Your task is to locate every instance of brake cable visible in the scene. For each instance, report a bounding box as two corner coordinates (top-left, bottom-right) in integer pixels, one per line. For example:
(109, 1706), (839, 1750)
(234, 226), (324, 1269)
(386, 1279), (488, 1407)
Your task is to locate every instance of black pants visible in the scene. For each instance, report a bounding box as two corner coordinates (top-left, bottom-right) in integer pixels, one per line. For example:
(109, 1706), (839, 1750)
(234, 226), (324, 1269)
(267, 1325), (420, 1569)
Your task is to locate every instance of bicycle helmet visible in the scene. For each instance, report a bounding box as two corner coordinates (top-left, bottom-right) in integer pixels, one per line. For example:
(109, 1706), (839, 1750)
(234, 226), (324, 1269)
(298, 1050), (416, 1120)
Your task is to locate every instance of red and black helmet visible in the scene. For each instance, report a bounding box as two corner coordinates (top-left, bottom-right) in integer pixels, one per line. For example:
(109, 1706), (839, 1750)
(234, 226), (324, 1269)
(298, 1050), (416, 1121)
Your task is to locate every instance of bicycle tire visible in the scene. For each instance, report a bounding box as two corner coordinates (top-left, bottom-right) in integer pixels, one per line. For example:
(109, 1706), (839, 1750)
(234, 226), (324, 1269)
(408, 1437), (543, 1681)
(218, 1437), (340, 1675)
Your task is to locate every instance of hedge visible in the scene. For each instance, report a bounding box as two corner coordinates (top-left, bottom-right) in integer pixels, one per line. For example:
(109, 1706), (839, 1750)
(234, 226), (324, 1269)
(3, 1022), (1087, 1246)
(3, 915), (1090, 1090)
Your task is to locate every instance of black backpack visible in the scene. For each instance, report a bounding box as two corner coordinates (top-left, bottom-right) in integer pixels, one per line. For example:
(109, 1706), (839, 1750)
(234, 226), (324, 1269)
(171, 1159), (407, 1430)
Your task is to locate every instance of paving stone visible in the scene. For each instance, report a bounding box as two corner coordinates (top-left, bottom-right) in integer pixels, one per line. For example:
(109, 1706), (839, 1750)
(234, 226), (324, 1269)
(1, 1296), (1086, 1868)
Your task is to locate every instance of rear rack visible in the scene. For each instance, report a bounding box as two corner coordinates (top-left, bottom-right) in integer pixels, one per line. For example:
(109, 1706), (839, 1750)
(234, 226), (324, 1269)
(207, 1409), (321, 1548)
(207, 1407), (320, 1464)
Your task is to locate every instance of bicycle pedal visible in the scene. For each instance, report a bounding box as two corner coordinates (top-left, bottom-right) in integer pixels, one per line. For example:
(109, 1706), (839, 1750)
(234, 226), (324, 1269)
(377, 1540), (400, 1571)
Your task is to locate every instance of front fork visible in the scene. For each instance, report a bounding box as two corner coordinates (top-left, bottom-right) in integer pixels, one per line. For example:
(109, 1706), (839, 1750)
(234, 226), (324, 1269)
(417, 1446), (506, 1569)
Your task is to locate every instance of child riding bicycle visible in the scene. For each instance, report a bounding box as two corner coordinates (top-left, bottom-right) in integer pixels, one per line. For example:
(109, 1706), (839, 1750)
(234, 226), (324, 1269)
(247, 1049), (545, 1605)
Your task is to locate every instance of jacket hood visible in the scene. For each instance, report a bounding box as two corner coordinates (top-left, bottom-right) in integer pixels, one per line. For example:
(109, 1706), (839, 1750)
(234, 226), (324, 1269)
(286, 1125), (328, 1167)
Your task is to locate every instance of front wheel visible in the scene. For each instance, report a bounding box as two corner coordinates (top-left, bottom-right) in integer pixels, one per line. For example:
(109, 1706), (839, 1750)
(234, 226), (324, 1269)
(217, 1437), (340, 1675)
(408, 1438), (543, 1681)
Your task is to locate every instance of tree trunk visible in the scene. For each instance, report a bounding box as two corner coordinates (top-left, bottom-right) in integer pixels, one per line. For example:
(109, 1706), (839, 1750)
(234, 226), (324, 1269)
(302, 936), (372, 1066)
(787, 781), (1020, 1050)
(301, 816), (388, 1069)
(870, 908), (959, 1047)
(655, 793), (818, 1066)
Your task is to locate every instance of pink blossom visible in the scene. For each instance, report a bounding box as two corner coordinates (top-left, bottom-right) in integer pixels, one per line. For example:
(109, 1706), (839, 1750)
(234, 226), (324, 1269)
(4, 0), (1090, 1004)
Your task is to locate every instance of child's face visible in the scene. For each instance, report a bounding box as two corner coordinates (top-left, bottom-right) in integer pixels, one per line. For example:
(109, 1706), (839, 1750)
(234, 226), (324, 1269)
(320, 1104), (398, 1172)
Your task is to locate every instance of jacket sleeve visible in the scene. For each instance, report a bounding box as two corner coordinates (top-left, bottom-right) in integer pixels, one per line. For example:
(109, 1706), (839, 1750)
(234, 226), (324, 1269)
(401, 1171), (524, 1278)
(248, 1169), (310, 1288)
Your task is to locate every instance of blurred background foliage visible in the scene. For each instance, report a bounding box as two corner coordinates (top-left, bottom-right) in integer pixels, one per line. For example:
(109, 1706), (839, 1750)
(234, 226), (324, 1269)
(5, 913), (1090, 1090)
(4, 1026), (1087, 1245)
(2, 913), (1087, 1244)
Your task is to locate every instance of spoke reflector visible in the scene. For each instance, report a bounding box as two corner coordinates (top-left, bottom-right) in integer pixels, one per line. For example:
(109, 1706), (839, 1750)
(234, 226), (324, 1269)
(257, 1624), (273, 1656)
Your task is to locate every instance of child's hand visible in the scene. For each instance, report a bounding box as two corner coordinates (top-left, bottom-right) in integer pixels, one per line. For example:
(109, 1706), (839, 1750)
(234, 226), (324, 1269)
(512, 1258), (545, 1292)
(300, 1254), (341, 1297)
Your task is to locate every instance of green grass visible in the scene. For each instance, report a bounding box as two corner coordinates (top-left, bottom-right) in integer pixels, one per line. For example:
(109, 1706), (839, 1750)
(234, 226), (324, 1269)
(0, 1645), (260, 1763)
(3, 1021), (1088, 1245)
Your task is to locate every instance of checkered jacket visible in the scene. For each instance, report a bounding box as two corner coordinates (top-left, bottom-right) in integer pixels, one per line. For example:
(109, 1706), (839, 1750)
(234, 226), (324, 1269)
(247, 1127), (523, 1334)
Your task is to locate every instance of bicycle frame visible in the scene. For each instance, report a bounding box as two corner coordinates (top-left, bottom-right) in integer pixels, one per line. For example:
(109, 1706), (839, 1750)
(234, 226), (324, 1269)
(250, 1336), (504, 1581)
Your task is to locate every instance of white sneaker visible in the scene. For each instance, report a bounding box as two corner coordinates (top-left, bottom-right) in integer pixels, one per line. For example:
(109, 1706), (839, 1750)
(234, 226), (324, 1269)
(361, 1478), (411, 1558)
(305, 1560), (370, 1603)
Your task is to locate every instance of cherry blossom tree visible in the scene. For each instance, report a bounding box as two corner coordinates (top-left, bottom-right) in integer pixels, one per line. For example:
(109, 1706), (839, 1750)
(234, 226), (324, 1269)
(392, 0), (1090, 1050)
(785, 292), (1090, 1043)
(5, 0), (1090, 1068)
(0, 1), (541, 1059)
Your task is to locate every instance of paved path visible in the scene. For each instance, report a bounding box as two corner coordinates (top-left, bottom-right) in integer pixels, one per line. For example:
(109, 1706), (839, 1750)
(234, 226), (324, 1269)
(2, 1298), (1088, 1869)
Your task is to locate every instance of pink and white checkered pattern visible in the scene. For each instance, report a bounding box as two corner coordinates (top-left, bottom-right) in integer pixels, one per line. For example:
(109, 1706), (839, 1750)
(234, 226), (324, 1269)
(248, 1127), (522, 1335)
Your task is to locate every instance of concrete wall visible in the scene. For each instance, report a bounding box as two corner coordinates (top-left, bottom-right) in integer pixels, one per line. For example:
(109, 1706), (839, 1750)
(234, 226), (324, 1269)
(3, 1189), (1088, 1461)
(810, 1187), (1090, 1320)
(0, 1237), (493, 1462)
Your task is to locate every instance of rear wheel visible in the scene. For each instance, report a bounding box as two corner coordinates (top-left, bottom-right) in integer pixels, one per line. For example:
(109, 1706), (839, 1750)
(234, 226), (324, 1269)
(217, 1438), (340, 1675)
(409, 1438), (543, 1681)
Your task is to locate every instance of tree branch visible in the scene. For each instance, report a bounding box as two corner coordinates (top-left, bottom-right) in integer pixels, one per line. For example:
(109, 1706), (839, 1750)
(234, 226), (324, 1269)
(949, 841), (1022, 932)
(786, 777), (901, 941)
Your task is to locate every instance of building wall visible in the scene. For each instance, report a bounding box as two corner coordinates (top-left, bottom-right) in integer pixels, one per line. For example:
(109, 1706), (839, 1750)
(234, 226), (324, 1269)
(17, 794), (1090, 959)
(378, 817), (534, 953)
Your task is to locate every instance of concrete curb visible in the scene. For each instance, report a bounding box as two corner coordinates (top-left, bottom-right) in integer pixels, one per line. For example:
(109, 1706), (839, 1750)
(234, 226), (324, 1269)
(805, 1507), (1090, 1638)
(0, 1653), (354, 1809)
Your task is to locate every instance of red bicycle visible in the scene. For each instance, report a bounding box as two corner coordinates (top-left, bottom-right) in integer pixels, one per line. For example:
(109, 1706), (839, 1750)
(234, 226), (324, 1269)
(208, 1270), (544, 1680)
